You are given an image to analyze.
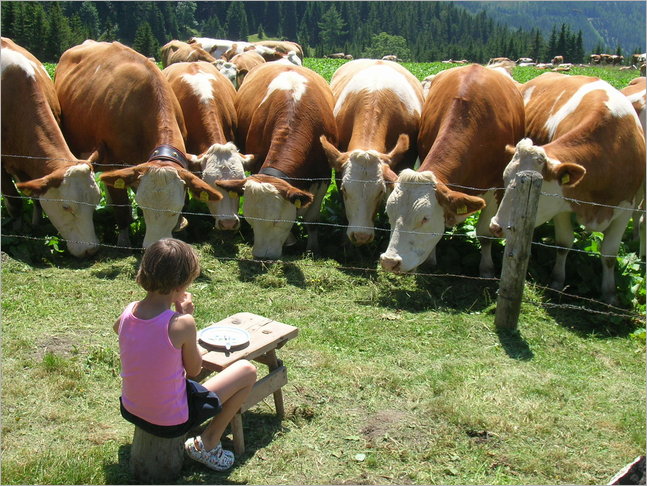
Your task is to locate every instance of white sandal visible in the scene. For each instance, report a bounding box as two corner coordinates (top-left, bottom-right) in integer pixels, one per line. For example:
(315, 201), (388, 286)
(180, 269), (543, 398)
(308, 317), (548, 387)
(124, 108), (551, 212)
(184, 436), (235, 471)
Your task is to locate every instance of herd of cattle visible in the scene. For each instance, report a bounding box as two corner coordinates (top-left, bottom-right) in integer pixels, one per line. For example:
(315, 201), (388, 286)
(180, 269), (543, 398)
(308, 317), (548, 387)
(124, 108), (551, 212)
(1, 36), (645, 304)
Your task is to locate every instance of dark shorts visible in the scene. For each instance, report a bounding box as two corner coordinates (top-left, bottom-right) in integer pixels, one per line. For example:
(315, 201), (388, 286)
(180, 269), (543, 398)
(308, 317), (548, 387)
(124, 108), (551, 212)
(120, 379), (222, 439)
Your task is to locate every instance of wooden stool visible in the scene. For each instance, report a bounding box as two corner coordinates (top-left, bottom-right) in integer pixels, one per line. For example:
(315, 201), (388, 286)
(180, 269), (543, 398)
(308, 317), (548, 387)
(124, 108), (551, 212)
(130, 426), (184, 483)
(199, 313), (299, 455)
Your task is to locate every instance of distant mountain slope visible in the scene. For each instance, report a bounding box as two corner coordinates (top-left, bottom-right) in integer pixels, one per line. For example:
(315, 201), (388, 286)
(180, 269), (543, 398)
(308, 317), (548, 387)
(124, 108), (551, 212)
(457, 1), (645, 53)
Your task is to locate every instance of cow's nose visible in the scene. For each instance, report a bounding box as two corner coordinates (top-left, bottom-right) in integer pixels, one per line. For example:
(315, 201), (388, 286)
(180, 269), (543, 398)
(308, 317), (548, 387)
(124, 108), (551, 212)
(217, 217), (240, 231)
(380, 254), (402, 272)
(350, 231), (374, 246)
(489, 220), (504, 238)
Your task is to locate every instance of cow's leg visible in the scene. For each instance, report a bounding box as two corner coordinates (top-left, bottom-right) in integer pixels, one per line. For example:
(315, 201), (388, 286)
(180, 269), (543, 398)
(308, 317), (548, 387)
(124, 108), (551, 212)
(1, 169), (23, 223)
(600, 213), (632, 305)
(476, 192), (497, 278)
(106, 185), (133, 248)
(303, 182), (328, 254)
(31, 201), (43, 226)
(550, 212), (573, 291)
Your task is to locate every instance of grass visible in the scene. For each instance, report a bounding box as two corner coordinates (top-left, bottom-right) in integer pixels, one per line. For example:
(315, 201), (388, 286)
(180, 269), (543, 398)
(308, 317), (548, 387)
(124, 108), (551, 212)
(3, 59), (645, 485)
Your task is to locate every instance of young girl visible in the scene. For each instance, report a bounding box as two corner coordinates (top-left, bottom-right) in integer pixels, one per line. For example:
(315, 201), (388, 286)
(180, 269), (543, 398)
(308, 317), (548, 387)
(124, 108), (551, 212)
(114, 238), (257, 472)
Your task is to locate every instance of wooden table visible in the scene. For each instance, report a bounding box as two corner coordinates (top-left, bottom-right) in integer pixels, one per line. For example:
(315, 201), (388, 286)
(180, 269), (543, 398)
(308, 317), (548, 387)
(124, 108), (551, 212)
(198, 312), (299, 455)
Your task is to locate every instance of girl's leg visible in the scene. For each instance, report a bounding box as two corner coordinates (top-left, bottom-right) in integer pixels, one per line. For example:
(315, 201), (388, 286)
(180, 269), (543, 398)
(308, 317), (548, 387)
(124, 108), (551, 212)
(199, 360), (257, 450)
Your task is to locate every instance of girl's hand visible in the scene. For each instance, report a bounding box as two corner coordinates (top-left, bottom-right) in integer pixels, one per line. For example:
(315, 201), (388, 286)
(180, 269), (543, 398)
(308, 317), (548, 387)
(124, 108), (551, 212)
(174, 292), (195, 315)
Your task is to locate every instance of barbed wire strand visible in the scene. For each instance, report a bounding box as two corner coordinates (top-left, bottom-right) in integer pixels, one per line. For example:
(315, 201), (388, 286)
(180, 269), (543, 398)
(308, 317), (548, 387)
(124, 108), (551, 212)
(3, 152), (645, 215)
(2, 192), (644, 264)
(1, 232), (642, 322)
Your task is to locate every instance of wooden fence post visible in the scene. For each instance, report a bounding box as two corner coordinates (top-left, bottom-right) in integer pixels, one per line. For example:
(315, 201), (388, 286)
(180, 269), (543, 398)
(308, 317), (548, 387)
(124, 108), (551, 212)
(495, 170), (543, 330)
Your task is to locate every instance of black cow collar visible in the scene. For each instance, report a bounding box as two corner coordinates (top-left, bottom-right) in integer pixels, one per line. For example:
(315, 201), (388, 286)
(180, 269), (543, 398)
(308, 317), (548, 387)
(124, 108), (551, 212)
(147, 145), (189, 170)
(258, 166), (291, 181)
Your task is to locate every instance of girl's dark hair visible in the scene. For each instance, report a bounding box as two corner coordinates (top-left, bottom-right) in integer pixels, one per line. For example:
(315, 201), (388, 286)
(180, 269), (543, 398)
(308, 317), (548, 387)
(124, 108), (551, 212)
(136, 238), (200, 294)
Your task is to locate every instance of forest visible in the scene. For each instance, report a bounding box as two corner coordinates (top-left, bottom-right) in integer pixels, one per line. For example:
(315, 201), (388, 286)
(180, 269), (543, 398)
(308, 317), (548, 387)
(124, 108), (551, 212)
(2, 1), (630, 64)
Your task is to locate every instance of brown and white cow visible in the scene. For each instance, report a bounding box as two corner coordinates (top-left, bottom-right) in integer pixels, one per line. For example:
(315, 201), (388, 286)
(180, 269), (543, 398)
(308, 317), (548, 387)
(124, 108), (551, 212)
(55, 41), (222, 249)
(216, 63), (337, 259)
(253, 40), (304, 61)
(229, 50), (266, 88)
(621, 77), (646, 131)
(621, 76), (646, 250)
(379, 64), (525, 276)
(187, 37), (234, 58)
(1, 37), (101, 257)
(160, 40), (217, 68)
(490, 73), (645, 304)
(320, 59), (424, 245)
(162, 61), (253, 231)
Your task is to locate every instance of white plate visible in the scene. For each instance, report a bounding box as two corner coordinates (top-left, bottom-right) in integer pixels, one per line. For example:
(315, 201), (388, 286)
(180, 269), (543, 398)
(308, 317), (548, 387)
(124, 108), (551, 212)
(198, 325), (250, 351)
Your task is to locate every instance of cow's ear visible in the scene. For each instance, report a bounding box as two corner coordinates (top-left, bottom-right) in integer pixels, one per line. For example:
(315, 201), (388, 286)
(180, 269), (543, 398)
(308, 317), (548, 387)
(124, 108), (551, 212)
(553, 162), (586, 187)
(383, 133), (410, 167)
(100, 167), (141, 189)
(382, 164), (399, 189)
(177, 168), (223, 202)
(285, 187), (314, 209)
(504, 144), (517, 158)
(320, 135), (345, 171)
(241, 153), (256, 171)
(186, 153), (203, 172)
(15, 167), (67, 196)
(435, 182), (486, 227)
(214, 178), (247, 196)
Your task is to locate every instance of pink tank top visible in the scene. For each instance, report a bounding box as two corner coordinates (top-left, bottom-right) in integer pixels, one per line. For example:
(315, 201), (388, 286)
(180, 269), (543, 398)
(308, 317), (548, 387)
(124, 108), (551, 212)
(118, 302), (189, 426)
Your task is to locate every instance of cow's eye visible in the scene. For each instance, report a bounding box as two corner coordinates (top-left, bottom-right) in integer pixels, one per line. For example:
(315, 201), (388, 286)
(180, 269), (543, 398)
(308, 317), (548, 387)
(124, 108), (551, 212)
(62, 204), (71, 211)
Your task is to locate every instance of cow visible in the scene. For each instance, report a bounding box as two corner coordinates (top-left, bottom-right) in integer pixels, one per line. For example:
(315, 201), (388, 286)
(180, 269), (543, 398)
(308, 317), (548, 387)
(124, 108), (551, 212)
(215, 63), (337, 259)
(590, 54), (602, 65)
(552, 55), (564, 65)
(1, 37), (101, 258)
(611, 55), (624, 66)
(229, 50), (266, 88)
(382, 55), (399, 62)
(621, 76), (646, 250)
(55, 41), (222, 249)
(214, 59), (238, 88)
(632, 53), (646, 66)
(243, 44), (284, 62)
(621, 77), (646, 131)
(162, 61), (254, 231)
(489, 73), (645, 304)
(160, 40), (216, 68)
(221, 42), (254, 61)
(253, 40), (304, 61)
(319, 59), (424, 245)
(379, 64), (525, 277)
(273, 51), (302, 67)
(187, 37), (234, 59)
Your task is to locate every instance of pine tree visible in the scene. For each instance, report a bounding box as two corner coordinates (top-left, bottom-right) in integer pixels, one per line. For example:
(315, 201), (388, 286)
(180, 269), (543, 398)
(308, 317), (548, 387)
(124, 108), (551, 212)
(226, 2), (249, 41)
(318, 5), (347, 54)
(132, 21), (159, 58)
(46, 3), (72, 62)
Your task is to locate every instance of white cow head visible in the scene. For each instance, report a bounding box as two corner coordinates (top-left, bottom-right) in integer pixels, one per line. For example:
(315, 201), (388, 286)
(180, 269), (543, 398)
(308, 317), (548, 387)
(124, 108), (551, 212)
(16, 163), (101, 257)
(321, 134), (405, 245)
(380, 169), (485, 273)
(489, 138), (586, 237)
(192, 142), (254, 231)
(101, 163), (222, 248)
(218, 175), (313, 259)
(214, 59), (238, 89)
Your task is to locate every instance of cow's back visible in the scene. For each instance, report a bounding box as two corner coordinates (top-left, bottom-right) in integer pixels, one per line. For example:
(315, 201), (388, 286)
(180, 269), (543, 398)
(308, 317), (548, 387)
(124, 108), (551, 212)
(418, 64), (525, 190)
(330, 59), (423, 161)
(56, 41), (187, 165)
(523, 72), (645, 213)
(163, 61), (237, 153)
(235, 63), (336, 184)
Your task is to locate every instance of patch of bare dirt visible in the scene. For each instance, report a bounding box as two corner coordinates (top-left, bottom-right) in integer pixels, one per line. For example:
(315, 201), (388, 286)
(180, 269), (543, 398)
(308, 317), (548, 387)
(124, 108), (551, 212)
(35, 335), (78, 360)
(361, 409), (408, 441)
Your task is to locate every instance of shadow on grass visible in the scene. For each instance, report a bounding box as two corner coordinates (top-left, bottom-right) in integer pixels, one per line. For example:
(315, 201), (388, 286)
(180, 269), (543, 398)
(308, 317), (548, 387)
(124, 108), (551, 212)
(236, 258), (307, 288)
(496, 329), (534, 361)
(104, 412), (283, 485)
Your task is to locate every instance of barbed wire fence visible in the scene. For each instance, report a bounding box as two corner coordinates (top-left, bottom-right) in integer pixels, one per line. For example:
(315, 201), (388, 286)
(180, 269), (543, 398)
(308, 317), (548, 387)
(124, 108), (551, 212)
(2, 153), (645, 325)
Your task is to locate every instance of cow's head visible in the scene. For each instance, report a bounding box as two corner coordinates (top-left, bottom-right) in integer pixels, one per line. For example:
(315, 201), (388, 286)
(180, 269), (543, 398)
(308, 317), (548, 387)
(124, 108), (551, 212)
(217, 175), (313, 259)
(214, 59), (238, 89)
(191, 142), (254, 231)
(379, 169), (485, 273)
(321, 134), (404, 245)
(101, 163), (222, 248)
(489, 138), (586, 238)
(16, 163), (101, 258)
